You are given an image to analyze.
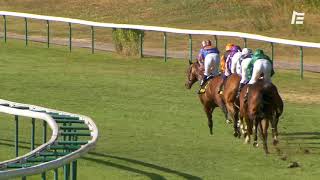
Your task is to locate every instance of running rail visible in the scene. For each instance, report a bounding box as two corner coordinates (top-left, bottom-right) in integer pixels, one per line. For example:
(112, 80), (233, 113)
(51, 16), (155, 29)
(0, 11), (319, 48)
(0, 11), (319, 79)
(0, 99), (98, 179)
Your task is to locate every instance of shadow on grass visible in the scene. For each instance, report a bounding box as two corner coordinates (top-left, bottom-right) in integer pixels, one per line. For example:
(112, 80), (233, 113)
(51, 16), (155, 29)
(0, 141), (31, 150)
(280, 131), (320, 150)
(82, 156), (166, 180)
(281, 132), (320, 136)
(0, 138), (42, 146)
(83, 152), (202, 180)
(280, 132), (320, 140)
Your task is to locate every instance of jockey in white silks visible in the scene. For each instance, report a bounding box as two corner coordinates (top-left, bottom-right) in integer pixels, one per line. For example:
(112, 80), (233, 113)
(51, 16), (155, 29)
(198, 40), (220, 94)
(236, 48), (253, 97)
(230, 48), (242, 74)
(247, 49), (274, 85)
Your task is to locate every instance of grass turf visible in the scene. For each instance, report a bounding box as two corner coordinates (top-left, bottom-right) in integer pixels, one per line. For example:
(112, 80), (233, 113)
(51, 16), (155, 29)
(0, 40), (320, 179)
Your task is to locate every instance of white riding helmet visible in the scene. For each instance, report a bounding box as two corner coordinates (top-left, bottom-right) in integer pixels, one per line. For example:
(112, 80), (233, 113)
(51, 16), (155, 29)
(241, 48), (252, 56)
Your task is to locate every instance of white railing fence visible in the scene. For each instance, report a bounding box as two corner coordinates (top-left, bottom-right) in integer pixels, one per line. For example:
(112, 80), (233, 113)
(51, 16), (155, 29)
(0, 11), (319, 78)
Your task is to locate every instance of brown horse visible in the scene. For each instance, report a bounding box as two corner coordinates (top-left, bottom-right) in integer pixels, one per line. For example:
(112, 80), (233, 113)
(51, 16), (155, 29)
(239, 80), (283, 154)
(185, 61), (228, 135)
(222, 74), (241, 137)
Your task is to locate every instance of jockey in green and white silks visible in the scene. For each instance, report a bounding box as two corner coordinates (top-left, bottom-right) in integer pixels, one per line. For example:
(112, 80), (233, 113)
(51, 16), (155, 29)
(247, 49), (274, 84)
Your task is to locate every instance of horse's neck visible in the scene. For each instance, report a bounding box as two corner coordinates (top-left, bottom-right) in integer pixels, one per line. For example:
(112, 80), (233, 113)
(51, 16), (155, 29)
(195, 66), (204, 80)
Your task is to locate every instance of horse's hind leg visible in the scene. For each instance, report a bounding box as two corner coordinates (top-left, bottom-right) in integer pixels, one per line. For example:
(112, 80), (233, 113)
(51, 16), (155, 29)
(260, 118), (269, 154)
(221, 103), (229, 124)
(204, 106), (214, 135)
(253, 118), (259, 147)
(271, 112), (279, 146)
(231, 110), (240, 138)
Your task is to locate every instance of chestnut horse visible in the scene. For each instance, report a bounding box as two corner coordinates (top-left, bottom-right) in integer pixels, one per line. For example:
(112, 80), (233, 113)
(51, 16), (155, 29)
(185, 61), (228, 135)
(239, 80), (283, 154)
(222, 74), (241, 137)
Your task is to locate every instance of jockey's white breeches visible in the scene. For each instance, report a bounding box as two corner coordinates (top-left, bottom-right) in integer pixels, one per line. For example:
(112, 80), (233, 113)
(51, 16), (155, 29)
(204, 53), (220, 76)
(231, 52), (242, 74)
(239, 58), (252, 84)
(248, 59), (272, 84)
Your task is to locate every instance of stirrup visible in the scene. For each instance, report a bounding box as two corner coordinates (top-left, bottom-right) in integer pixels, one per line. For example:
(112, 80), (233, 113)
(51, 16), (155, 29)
(198, 88), (206, 94)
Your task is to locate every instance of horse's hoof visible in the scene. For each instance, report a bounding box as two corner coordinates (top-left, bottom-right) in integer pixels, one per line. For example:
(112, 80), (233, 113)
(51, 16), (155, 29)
(233, 131), (239, 137)
(273, 139), (279, 146)
(226, 119), (232, 124)
(253, 142), (259, 148)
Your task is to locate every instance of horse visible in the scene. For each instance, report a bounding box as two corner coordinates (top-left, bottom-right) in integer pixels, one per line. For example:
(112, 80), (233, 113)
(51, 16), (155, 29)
(239, 79), (283, 154)
(185, 61), (228, 135)
(221, 74), (241, 137)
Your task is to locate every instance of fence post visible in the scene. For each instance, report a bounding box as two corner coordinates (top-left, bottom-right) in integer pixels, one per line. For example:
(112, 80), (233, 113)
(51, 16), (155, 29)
(243, 38), (247, 48)
(91, 26), (94, 54)
(43, 121), (47, 142)
(42, 121), (47, 180)
(15, 115), (19, 157)
(41, 172), (46, 180)
(25, 18), (28, 47)
(46, 20), (50, 48)
(270, 42), (274, 61)
(139, 32), (143, 58)
(72, 161), (77, 180)
(64, 164), (70, 180)
(189, 34), (192, 63)
(31, 118), (35, 150)
(54, 169), (59, 180)
(214, 35), (218, 48)
(3, 15), (7, 43)
(69, 23), (72, 52)
(163, 32), (167, 62)
(300, 46), (304, 79)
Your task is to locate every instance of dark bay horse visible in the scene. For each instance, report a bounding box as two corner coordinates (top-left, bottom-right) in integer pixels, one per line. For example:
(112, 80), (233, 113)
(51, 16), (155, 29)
(239, 80), (283, 154)
(222, 74), (241, 137)
(185, 61), (228, 135)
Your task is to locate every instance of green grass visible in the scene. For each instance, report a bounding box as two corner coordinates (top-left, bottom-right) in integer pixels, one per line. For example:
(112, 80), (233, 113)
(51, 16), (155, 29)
(0, 40), (320, 179)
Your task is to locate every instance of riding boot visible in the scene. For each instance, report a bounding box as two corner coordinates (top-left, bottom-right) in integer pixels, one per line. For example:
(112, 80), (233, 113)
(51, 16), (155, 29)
(236, 83), (245, 99)
(200, 75), (208, 86)
(198, 76), (208, 94)
(218, 75), (227, 94)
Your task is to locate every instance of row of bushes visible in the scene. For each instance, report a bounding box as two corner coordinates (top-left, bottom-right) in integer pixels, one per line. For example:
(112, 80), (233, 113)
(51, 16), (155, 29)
(112, 28), (144, 56)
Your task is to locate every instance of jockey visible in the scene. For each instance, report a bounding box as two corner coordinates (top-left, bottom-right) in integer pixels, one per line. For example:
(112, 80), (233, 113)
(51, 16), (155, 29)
(247, 49), (275, 85)
(198, 40), (220, 93)
(197, 40), (207, 64)
(223, 45), (241, 80)
(230, 47), (243, 74)
(236, 48), (253, 97)
(220, 43), (234, 73)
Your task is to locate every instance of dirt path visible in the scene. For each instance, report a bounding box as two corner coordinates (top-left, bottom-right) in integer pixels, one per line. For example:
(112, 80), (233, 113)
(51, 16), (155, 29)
(1, 33), (320, 73)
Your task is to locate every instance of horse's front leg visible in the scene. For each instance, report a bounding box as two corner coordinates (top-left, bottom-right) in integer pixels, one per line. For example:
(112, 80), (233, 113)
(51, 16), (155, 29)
(204, 106), (214, 135)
